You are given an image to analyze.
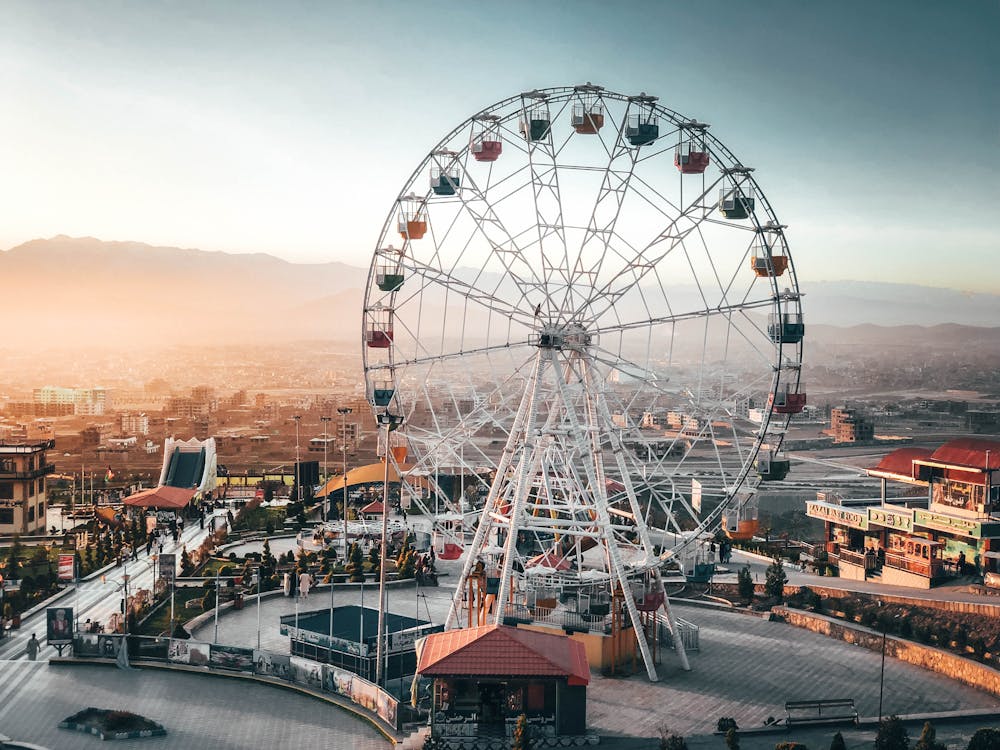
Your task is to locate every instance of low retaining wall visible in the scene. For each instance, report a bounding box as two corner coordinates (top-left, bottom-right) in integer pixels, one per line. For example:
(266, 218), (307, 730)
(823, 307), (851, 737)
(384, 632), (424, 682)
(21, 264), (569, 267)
(794, 585), (1000, 618)
(775, 606), (1000, 699)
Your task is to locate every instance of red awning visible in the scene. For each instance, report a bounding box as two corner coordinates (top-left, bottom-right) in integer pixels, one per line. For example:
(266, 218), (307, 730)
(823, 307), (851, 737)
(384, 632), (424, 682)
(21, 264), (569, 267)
(123, 485), (196, 510)
(525, 551), (571, 571)
(929, 438), (1000, 470)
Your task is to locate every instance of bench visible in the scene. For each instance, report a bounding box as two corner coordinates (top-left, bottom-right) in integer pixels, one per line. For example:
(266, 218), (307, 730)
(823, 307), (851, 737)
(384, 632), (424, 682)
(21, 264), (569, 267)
(785, 699), (858, 726)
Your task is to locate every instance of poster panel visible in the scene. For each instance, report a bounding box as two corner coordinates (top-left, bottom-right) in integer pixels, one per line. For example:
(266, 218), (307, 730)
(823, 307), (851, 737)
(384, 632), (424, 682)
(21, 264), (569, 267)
(46, 607), (74, 645)
(209, 643), (254, 671)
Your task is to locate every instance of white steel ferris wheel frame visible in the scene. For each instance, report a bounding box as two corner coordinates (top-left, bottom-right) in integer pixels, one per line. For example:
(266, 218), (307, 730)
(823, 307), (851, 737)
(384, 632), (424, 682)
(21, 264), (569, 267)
(361, 84), (803, 680)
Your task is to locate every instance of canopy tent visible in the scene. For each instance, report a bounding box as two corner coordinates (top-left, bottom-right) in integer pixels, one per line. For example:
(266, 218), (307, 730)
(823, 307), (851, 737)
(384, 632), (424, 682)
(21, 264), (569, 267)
(316, 460), (417, 498)
(360, 500), (385, 515)
(123, 485), (196, 510)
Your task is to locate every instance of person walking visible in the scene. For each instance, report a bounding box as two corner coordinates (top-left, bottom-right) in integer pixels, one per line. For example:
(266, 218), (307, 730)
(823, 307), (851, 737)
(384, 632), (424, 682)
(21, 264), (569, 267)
(26, 633), (40, 661)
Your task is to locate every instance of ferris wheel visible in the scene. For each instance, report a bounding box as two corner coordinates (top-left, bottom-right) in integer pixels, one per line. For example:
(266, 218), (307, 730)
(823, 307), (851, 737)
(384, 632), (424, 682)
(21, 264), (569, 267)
(362, 84), (803, 679)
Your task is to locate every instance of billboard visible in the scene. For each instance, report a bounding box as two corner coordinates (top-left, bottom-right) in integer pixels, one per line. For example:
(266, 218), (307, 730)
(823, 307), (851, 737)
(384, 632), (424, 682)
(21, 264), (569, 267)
(158, 553), (176, 582)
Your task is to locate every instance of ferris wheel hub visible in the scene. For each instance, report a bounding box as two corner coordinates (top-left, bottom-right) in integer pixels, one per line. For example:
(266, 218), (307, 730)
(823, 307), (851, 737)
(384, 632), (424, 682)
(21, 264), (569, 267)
(535, 322), (593, 351)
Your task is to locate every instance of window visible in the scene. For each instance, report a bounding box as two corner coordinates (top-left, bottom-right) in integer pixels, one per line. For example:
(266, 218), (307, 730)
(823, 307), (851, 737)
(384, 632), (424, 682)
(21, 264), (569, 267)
(0, 483), (13, 500)
(28, 505), (35, 522)
(0, 508), (13, 525)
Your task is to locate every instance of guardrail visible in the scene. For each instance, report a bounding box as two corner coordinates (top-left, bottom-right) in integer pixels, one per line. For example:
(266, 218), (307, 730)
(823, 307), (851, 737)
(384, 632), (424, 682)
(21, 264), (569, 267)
(657, 614), (700, 652)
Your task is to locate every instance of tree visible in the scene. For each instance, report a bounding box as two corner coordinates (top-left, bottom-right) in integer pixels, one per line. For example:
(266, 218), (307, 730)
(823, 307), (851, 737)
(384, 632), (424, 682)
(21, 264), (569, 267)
(724, 727), (739, 750)
(5, 537), (22, 580)
(874, 716), (909, 750)
(829, 732), (846, 750)
(180, 548), (194, 576)
(966, 728), (1000, 750)
(737, 566), (754, 603)
(914, 722), (945, 750)
(764, 558), (788, 601)
(512, 713), (532, 750)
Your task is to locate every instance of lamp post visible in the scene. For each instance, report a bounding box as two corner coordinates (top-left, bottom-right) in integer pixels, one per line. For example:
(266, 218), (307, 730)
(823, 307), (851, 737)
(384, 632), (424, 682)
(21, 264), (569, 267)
(320, 415), (332, 522)
(337, 407), (352, 561)
(214, 566), (221, 643)
(375, 412), (403, 687)
(293, 415), (302, 506)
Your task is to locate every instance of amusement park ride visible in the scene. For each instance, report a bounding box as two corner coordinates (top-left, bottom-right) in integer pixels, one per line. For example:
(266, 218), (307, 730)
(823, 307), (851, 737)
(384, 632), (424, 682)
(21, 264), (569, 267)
(361, 85), (804, 681)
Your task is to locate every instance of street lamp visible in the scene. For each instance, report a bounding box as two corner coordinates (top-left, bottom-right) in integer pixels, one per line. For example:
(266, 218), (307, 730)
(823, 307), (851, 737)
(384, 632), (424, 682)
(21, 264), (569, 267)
(375, 412), (403, 687)
(320, 415), (332, 522)
(337, 407), (353, 561)
(877, 600), (901, 723)
(292, 415), (302, 506)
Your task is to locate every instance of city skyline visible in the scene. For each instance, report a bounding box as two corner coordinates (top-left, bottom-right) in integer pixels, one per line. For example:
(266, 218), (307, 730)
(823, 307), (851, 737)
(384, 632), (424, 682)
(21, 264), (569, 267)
(2, 1), (998, 292)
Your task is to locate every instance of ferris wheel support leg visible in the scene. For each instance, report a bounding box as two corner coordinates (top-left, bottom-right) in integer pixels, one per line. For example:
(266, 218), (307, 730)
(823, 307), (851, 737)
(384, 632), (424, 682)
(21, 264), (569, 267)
(444, 351), (543, 631)
(492, 353), (550, 625)
(653, 568), (691, 671)
(555, 351), (659, 681)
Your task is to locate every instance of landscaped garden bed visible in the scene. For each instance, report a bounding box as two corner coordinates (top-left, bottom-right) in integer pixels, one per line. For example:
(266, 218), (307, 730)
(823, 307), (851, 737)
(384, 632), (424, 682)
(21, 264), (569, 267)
(60, 708), (166, 740)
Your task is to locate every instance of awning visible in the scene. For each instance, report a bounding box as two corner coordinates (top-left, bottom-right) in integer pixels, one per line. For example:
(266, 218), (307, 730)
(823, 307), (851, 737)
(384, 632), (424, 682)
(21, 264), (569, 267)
(123, 485), (196, 510)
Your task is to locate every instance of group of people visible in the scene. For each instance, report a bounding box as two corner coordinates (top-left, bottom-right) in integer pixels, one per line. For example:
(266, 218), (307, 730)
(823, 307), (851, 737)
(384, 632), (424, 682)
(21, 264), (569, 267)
(710, 540), (733, 564)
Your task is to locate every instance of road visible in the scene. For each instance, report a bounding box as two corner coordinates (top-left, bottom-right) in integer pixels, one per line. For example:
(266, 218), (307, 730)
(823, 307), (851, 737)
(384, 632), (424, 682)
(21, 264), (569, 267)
(0, 510), (226, 662)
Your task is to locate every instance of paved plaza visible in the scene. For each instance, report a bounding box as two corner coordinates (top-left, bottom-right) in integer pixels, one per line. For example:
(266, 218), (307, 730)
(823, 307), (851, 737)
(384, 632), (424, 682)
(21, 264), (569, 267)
(0, 661), (386, 750)
(191, 572), (999, 740)
(4, 543), (998, 748)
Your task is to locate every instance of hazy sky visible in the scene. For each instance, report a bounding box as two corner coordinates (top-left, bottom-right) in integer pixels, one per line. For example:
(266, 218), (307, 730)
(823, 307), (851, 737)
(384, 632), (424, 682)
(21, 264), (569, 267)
(2, 1), (998, 291)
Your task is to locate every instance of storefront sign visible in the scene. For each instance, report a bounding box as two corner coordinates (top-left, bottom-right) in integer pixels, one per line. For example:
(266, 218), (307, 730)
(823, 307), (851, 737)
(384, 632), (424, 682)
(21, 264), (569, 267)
(806, 502), (868, 530)
(868, 507), (914, 532)
(914, 510), (982, 538)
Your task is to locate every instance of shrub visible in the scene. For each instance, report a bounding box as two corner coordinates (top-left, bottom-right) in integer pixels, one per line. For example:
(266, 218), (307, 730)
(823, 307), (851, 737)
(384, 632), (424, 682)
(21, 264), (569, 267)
(659, 731), (688, 750)
(725, 727), (739, 750)
(966, 727), (1000, 750)
(874, 716), (909, 750)
(228, 552), (237, 562)
(829, 732), (846, 750)
(737, 567), (754, 603)
(717, 718), (739, 733)
(775, 743), (807, 750)
(764, 558), (787, 601)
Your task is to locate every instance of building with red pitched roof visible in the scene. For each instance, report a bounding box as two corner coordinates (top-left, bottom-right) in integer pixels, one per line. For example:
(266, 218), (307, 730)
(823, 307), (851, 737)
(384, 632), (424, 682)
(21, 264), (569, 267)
(417, 624), (589, 745)
(807, 438), (1000, 589)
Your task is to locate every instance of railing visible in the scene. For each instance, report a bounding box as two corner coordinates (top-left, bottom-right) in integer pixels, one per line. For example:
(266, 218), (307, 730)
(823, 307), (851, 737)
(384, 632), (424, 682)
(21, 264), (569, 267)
(501, 603), (611, 634)
(836, 549), (871, 569)
(657, 614), (700, 652)
(70, 633), (400, 729)
(883, 552), (934, 578)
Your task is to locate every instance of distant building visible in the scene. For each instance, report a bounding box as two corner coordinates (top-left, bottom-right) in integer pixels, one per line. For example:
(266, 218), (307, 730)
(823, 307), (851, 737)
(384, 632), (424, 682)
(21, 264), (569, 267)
(33, 386), (107, 416)
(830, 407), (875, 443)
(120, 412), (149, 435)
(0, 439), (54, 535)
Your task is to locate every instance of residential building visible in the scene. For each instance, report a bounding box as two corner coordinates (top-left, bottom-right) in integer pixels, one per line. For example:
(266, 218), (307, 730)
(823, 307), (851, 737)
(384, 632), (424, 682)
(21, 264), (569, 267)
(830, 407), (875, 443)
(0, 440), (54, 535)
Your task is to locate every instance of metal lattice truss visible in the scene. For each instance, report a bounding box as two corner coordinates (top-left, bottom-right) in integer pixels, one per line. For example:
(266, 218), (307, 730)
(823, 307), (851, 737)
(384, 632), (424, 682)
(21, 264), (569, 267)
(361, 85), (804, 679)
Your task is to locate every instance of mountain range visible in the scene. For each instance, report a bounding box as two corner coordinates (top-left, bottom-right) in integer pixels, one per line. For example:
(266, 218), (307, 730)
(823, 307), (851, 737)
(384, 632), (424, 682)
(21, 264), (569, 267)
(1, 236), (997, 350)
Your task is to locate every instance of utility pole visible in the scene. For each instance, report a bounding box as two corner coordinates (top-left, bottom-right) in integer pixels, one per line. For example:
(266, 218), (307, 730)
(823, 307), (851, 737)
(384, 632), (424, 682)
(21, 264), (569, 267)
(337, 407), (352, 561)
(293, 415), (302, 506)
(375, 412), (403, 687)
(320, 415), (332, 521)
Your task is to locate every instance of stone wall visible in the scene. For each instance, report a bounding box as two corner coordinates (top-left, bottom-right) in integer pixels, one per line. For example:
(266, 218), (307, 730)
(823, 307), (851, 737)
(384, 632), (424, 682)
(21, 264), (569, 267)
(775, 606), (1000, 699)
(793, 585), (1000, 618)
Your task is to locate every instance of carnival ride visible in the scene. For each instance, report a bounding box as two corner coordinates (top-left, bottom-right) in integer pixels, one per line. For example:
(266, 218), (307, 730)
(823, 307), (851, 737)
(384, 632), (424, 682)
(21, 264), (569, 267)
(361, 85), (804, 680)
